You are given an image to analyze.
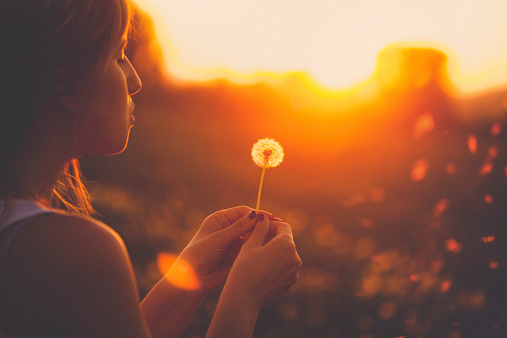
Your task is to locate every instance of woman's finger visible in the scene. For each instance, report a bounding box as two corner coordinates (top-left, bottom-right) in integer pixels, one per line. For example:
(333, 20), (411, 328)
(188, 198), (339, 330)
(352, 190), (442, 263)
(244, 213), (270, 247)
(219, 209), (257, 243)
(269, 221), (293, 237)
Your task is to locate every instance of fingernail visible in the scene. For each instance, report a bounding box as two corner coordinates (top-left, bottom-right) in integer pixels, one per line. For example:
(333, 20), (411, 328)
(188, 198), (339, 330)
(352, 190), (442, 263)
(249, 210), (257, 219)
(274, 217), (284, 222)
(257, 213), (264, 221)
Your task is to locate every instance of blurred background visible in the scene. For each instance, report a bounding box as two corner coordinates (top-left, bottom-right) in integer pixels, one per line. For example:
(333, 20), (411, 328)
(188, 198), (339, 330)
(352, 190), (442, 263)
(82, 1), (507, 337)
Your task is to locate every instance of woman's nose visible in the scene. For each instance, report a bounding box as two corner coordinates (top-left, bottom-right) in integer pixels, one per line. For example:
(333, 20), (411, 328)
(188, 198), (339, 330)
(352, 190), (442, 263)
(126, 58), (142, 95)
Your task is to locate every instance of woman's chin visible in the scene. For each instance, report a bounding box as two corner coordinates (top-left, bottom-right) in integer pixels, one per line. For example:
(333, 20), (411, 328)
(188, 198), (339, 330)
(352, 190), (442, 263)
(111, 134), (131, 155)
(85, 132), (131, 156)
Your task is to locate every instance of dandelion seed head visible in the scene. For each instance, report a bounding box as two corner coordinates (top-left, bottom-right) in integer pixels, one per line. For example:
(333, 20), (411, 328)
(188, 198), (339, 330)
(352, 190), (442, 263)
(251, 138), (284, 168)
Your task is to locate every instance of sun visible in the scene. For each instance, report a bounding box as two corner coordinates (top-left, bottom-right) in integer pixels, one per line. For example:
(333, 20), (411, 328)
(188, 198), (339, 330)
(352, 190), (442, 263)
(135, 0), (507, 93)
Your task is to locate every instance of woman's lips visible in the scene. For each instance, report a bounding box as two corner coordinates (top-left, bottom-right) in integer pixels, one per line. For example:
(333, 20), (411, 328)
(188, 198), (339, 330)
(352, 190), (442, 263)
(129, 99), (135, 126)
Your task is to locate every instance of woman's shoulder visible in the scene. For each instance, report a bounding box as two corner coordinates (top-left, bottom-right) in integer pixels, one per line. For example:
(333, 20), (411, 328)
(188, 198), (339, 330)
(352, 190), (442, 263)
(9, 211), (126, 264)
(0, 200), (120, 245)
(7, 211), (126, 279)
(4, 212), (148, 336)
(9, 211), (129, 283)
(22, 211), (123, 247)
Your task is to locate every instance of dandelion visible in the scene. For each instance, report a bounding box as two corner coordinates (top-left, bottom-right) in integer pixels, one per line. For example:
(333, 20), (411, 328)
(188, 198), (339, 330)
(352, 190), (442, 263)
(251, 138), (284, 211)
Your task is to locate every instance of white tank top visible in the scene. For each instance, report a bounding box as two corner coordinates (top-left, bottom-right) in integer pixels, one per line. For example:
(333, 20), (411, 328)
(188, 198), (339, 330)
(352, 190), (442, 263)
(0, 199), (53, 231)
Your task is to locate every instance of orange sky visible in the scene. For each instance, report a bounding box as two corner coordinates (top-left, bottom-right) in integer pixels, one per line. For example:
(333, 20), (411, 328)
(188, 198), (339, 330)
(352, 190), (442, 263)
(134, 0), (507, 93)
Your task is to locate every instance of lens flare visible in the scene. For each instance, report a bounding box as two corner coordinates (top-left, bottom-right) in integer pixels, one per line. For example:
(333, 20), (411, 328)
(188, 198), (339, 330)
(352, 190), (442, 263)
(157, 252), (201, 290)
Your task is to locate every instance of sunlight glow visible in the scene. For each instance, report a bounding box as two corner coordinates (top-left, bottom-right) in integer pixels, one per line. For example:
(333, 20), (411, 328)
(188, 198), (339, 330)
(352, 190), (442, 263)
(491, 123), (502, 137)
(445, 164), (456, 175)
(481, 235), (495, 243)
(157, 252), (201, 290)
(135, 0), (507, 92)
(468, 135), (477, 154)
(479, 159), (493, 175)
(432, 198), (449, 218)
(445, 238), (462, 254)
(410, 159), (429, 182)
(414, 113), (435, 139)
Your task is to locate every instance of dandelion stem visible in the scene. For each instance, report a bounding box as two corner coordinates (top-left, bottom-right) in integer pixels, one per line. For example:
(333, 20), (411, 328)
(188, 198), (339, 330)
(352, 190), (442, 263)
(256, 167), (266, 212)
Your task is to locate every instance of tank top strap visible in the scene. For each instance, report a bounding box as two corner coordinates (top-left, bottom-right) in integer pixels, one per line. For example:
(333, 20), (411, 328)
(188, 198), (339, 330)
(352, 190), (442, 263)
(0, 199), (53, 231)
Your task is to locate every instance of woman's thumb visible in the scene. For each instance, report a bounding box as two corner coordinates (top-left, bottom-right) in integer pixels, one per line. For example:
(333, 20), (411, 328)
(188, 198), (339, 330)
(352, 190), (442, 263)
(220, 209), (257, 243)
(245, 213), (270, 247)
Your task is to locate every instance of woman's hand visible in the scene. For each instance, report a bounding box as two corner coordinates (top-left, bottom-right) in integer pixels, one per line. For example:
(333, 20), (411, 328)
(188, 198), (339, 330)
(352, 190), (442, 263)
(206, 213), (302, 337)
(143, 206), (259, 338)
(224, 213), (302, 309)
(142, 206), (289, 338)
(175, 206), (260, 292)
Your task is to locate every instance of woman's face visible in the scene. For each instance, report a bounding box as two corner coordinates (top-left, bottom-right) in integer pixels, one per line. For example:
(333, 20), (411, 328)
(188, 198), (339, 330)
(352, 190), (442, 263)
(75, 37), (142, 156)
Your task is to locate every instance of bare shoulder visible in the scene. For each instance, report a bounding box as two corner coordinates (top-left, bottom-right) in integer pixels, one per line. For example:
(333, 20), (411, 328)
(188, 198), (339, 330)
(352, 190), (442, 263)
(6, 212), (149, 337)
(18, 211), (123, 247)
(9, 212), (128, 275)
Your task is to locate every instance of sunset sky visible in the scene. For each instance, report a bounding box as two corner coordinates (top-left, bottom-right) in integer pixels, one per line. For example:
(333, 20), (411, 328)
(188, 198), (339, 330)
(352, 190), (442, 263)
(134, 0), (507, 93)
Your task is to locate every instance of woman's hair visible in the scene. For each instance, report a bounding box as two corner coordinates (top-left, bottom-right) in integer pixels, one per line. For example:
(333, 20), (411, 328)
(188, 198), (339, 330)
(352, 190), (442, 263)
(0, 0), (133, 215)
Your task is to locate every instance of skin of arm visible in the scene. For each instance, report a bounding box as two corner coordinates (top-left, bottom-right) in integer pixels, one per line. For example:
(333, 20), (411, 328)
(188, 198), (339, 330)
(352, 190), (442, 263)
(139, 270), (209, 338)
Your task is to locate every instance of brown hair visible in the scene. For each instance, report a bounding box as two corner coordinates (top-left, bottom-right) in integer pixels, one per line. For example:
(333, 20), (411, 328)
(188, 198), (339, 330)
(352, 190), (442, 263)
(0, 0), (133, 215)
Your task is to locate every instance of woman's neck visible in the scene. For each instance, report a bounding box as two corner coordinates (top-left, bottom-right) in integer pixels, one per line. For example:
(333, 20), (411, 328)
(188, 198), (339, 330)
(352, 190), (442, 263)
(11, 151), (68, 206)
(9, 113), (77, 205)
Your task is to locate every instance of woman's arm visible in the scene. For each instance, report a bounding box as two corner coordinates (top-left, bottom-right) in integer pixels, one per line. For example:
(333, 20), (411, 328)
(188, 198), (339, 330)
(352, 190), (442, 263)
(207, 283), (261, 337)
(140, 269), (209, 338)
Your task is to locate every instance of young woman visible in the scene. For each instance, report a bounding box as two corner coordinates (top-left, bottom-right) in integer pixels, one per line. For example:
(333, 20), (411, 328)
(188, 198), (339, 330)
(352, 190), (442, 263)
(0, 0), (302, 337)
